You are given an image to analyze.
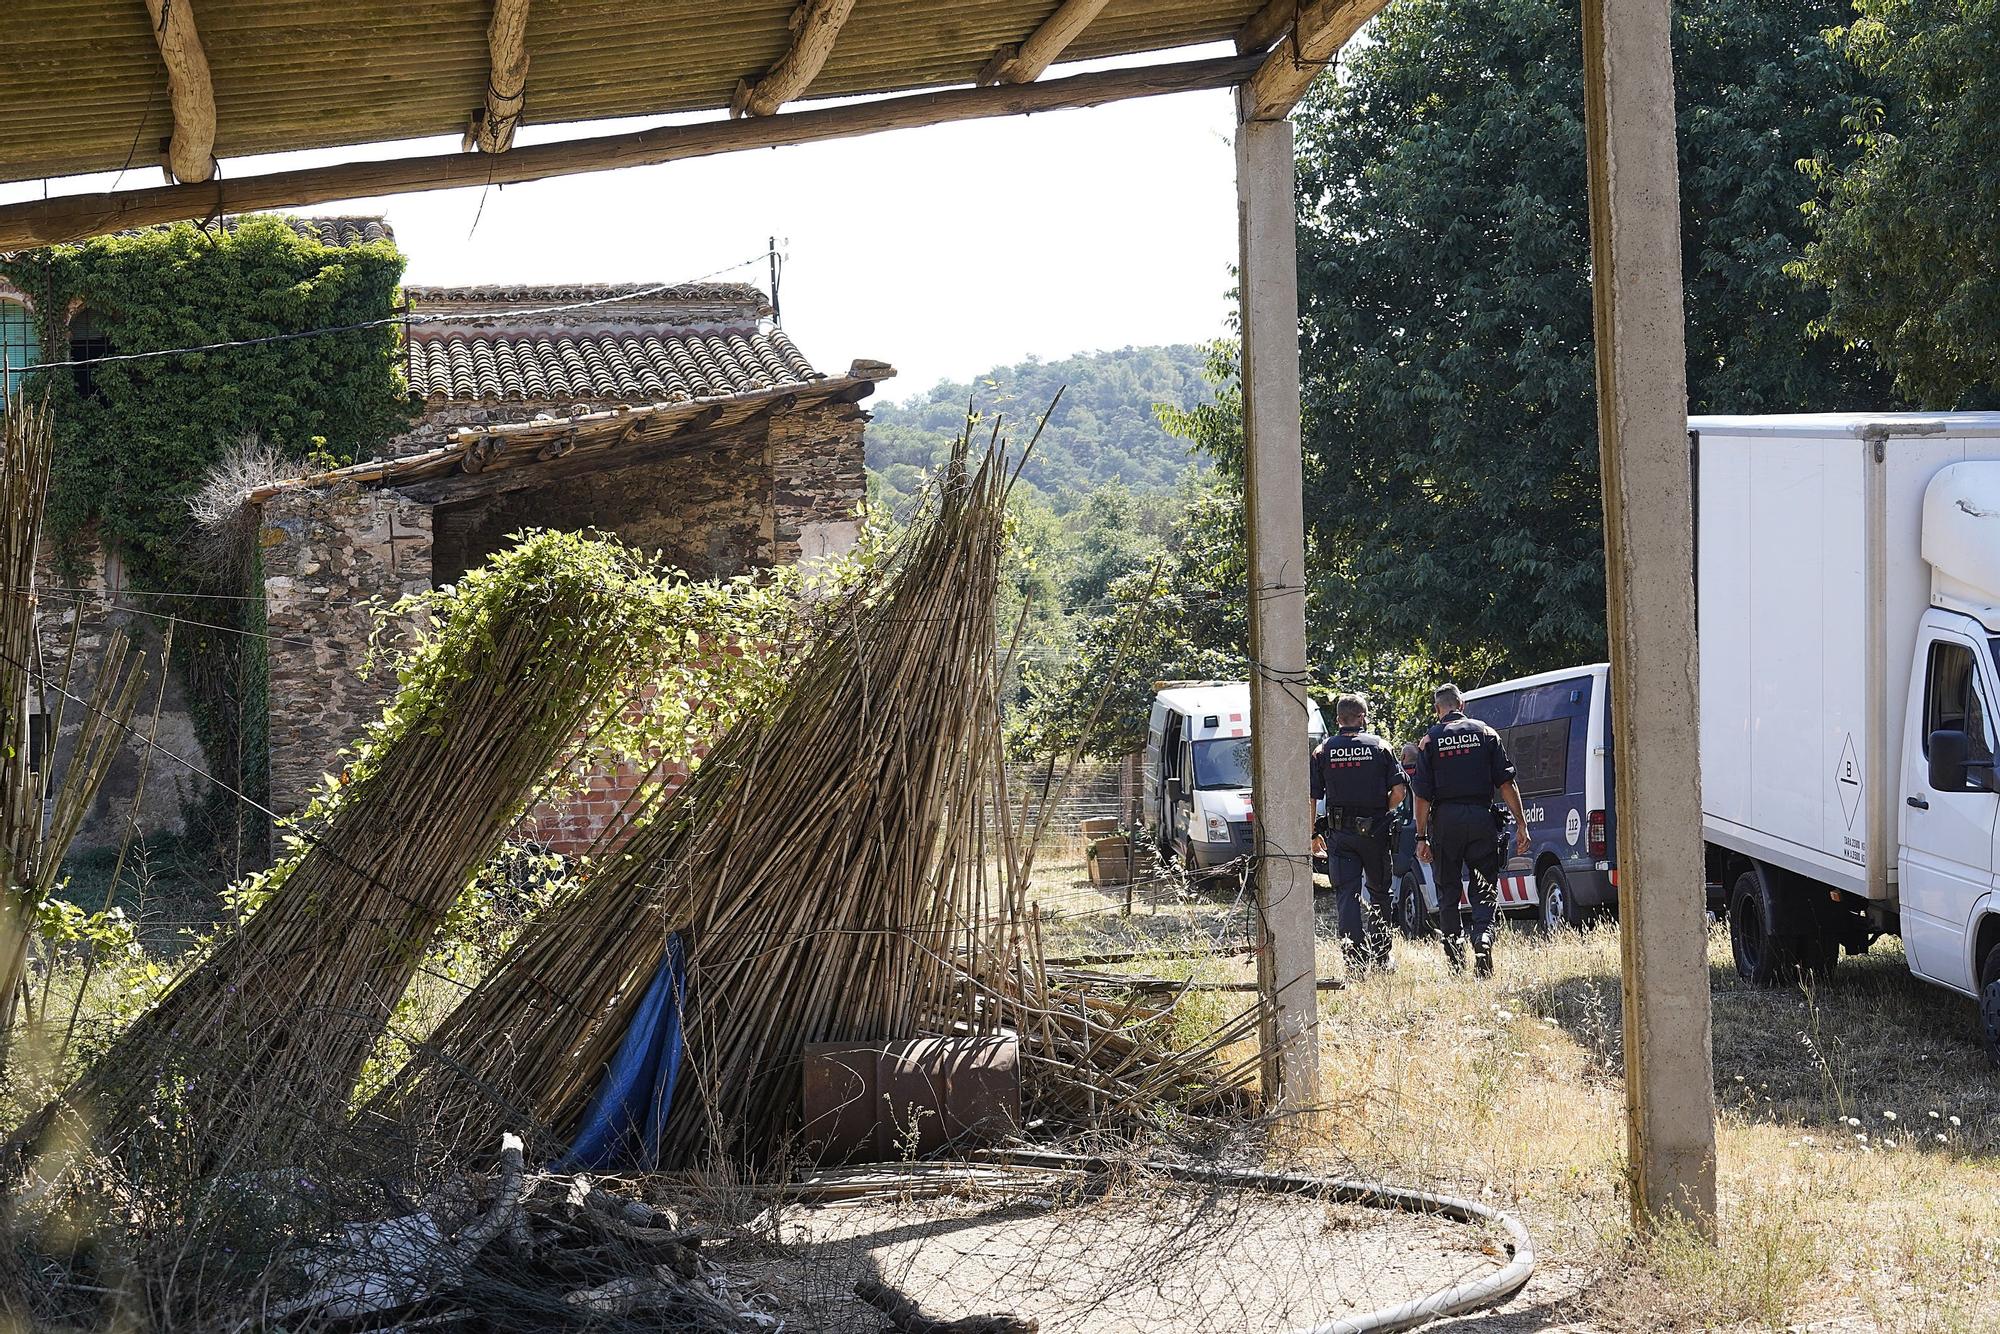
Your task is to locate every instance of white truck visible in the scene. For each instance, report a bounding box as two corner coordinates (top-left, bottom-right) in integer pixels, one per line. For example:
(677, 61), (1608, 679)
(1697, 412), (2000, 1061)
(1142, 681), (1327, 872)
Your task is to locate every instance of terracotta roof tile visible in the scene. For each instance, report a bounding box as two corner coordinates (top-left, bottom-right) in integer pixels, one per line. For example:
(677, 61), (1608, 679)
(403, 282), (766, 308)
(409, 326), (824, 404)
(222, 215), (394, 247)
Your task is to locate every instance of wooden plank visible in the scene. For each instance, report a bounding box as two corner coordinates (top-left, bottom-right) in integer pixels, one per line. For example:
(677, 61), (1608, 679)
(1235, 0), (1295, 53)
(465, 0), (533, 153)
(142, 0), (216, 183)
(1239, 0), (1388, 122)
(0, 53), (1263, 250)
(732, 0), (858, 118)
(1235, 112), (1320, 1113)
(1580, 0), (1718, 1235)
(978, 0), (1113, 85)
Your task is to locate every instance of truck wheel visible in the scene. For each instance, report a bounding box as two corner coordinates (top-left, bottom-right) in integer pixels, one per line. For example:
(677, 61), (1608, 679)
(1538, 865), (1583, 934)
(1396, 872), (1432, 938)
(1979, 944), (2000, 1068)
(1728, 871), (1796, 986)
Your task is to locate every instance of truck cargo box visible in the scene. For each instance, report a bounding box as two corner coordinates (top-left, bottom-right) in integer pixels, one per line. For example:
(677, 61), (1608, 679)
(1694, 413), (2000, 900)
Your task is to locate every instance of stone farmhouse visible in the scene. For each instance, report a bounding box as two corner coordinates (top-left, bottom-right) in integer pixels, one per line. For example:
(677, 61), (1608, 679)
(13, 217), (890, 853)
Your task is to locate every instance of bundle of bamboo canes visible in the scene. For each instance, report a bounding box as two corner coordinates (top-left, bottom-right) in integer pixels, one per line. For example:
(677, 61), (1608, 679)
(381, 430), (1260, 1167)
(34, 532), (683, 1164)
(0, 397), (148, 1043)
(379, 442), (1007, 1164)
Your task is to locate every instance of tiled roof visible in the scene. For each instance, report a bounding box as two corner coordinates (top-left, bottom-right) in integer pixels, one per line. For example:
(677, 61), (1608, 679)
(407, 327), (821, 402)
(403, 282), (763, 307)
(228, 215), (394, 247)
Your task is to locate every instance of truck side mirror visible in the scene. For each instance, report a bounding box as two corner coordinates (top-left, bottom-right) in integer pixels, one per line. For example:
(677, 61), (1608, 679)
(1927, 729), (1997, 792)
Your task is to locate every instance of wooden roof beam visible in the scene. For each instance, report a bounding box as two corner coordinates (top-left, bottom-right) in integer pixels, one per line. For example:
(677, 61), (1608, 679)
(1240, 0), (1390, 121)
(0, 53), (1263, 251)
(978, 0), (1113, 86)
(1236, 1), (1296, 54)
(732, 0), (857, 118)
(465, 0), (532, 153)
(142, 0), (216, 183)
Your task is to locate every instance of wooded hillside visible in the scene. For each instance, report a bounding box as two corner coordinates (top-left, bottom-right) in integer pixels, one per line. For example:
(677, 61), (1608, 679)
(865, 345), (1212, 513)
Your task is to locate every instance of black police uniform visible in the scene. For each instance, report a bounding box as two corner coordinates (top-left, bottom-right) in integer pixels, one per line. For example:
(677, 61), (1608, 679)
(1310, 726), (1406, 969)
(1412, 710), (1516, 972)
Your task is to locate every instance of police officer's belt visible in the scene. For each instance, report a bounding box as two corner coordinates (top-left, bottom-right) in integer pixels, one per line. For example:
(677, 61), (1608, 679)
(1328, 807), (1389, 833)
(1437, 796), (1491, 806)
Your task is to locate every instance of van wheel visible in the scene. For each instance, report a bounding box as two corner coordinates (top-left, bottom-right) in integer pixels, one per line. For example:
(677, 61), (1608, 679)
(1978, 944), (2000, 1068)
(1396, 872), (1432, 938)
(1728, 871), (1794, 985)
(1538, 865), (1582, 933)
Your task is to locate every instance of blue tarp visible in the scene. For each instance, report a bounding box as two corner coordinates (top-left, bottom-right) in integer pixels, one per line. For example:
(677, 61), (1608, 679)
(556, 934), (686, 1171)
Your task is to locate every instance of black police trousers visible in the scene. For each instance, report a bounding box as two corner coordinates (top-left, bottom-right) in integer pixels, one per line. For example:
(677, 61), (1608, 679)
(1431, 800), (1502, 940)
(1329, 827), (1393, 968)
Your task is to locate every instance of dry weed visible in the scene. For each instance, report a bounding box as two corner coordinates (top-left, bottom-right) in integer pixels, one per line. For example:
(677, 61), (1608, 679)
(1021, 858), (2000, 1332)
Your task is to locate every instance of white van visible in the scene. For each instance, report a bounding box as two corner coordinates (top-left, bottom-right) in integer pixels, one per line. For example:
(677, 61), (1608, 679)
(1142, 682), (1327, 871)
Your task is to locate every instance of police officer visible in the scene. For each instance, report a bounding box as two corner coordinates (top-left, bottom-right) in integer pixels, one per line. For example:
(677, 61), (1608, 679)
(1412, 683), (1529, 976)
(1310, 693), (1406, 972)
(1390, 742), (1425, 914)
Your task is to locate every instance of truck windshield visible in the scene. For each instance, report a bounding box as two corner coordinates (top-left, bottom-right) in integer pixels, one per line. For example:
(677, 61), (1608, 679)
(1192, 737), (1253, 790)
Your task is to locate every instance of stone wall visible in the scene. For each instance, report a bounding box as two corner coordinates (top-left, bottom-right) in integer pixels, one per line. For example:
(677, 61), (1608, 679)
(769, 401), (867, 566)
(30, 534), (212, 849)
(258, 483), (433, 815)
(259, 396), (866, 847)
(429, 420), (776, 584)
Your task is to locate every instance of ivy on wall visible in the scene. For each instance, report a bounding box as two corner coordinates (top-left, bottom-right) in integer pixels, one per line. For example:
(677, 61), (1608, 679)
(0, 218), (412, 860)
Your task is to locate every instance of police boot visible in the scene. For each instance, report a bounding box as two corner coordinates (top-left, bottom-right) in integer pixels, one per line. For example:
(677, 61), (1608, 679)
(1472, 928), (1495, 979)
(1441, 934), (1467, 972)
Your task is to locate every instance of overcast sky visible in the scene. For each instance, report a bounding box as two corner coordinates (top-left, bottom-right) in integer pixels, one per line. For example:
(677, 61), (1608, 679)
(2, 51), (1245, 403)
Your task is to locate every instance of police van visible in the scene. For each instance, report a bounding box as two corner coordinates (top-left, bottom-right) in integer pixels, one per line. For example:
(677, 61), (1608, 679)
(1143, 682), (1328, 872)
(1395, 665), (1620, 932)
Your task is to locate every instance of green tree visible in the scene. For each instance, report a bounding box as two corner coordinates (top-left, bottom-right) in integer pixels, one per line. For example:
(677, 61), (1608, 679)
(1010, 461), (1455, 760)
(1285, 0), (1892, 672)
(1013, 475), (1247, 759)
(1062, 483), (1158, 609)
(2, 218), (410, 859)
(1795, 0), (2000, 406)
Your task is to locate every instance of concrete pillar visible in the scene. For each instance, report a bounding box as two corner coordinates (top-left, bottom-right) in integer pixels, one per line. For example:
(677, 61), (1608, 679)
(1580, 0), (1719, 1233)
(1234, 105), (1321, 1112)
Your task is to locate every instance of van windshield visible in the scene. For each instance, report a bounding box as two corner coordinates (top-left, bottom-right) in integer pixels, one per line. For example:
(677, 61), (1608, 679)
(1192, 737), (1253, 790)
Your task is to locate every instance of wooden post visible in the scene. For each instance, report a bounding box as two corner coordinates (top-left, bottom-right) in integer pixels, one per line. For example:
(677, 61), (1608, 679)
(1235, 105), (1321, 1112)
(1581, 0), (1719, 1234)
(142, 0), (217, 184)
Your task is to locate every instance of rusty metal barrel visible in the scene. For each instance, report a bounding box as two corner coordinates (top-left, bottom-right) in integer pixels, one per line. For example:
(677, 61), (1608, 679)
(801, 1034), (1021, 1163)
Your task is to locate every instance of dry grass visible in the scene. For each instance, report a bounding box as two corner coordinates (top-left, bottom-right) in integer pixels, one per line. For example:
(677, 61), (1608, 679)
(1020, 858), (2000, 1333)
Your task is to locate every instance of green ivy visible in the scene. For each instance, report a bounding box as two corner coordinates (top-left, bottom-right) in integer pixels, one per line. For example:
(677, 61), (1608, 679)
(0, 218), (412, 862)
